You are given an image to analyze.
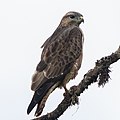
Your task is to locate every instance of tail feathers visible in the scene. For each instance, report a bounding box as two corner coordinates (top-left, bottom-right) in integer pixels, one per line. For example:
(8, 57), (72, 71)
(35, 81), (60, 117)
(35, 92), (50, 116)
(27, 80), (58, 115)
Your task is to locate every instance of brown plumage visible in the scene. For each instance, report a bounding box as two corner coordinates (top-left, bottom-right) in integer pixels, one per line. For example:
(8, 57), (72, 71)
(27, 11), (84, 117)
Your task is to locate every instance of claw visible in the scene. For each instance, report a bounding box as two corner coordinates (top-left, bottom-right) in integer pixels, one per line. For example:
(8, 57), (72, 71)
(71, 94), (79, 105)
(70, 86), (79, 105)
(63, 85), (79, 105)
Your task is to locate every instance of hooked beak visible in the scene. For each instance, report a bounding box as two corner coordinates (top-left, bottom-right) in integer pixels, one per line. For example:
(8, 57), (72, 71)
(79, 16), (84, 23)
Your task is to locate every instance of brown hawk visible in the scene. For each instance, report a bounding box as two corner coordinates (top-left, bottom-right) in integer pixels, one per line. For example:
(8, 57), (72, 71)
(27, 11), (84, 117)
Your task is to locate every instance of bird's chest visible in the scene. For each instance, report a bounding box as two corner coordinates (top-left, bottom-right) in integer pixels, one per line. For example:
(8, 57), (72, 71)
(61, 53), (83, 87)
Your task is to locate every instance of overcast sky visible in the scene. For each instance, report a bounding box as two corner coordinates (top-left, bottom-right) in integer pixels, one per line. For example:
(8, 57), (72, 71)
(0, 0), (120, 120)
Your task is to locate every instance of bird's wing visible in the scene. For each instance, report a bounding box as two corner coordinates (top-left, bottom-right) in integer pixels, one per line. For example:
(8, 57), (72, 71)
(31, 26), (83, 91)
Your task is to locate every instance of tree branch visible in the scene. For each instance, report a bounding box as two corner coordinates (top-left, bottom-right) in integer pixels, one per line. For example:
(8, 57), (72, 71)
(32, 46), (120, 120)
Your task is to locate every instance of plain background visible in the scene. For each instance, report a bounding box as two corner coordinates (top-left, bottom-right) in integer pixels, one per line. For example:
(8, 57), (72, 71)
(0, 0), (120, 120)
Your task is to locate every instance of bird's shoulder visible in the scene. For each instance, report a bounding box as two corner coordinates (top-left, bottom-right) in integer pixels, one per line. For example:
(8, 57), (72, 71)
(41, 26), (82, 49)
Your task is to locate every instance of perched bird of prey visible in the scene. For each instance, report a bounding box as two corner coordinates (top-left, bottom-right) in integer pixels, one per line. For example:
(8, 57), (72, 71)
(27, 11), (84, 117)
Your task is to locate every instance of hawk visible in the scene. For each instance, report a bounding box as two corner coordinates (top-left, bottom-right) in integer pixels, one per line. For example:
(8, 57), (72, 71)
(27, 11), (84, 117)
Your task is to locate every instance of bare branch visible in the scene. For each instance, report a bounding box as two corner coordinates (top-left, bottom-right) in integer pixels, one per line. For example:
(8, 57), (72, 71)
(32, 46), (120, 120)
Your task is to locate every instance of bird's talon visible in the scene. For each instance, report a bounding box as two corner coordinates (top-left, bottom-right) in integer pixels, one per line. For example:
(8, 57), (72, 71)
(69, 86), (79, 105)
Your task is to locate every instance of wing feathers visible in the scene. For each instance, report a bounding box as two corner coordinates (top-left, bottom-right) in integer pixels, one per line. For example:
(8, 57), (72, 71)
(36, 60), (47, 72)
(31, 72), (45, 91)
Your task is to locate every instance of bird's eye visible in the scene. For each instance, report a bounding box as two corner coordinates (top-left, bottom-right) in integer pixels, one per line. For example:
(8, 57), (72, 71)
(69, 15), (75, 19)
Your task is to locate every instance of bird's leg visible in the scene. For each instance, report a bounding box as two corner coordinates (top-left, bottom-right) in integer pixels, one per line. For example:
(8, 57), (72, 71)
(63, 85), (69, 93)
(63, 85), (69, 97)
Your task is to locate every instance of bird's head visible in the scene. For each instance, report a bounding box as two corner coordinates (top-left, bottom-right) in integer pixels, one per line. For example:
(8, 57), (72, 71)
(60, 11), (84, 27)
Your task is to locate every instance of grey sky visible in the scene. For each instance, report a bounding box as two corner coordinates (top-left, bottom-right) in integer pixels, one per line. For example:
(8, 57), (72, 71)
(0, 0), (120, 120)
